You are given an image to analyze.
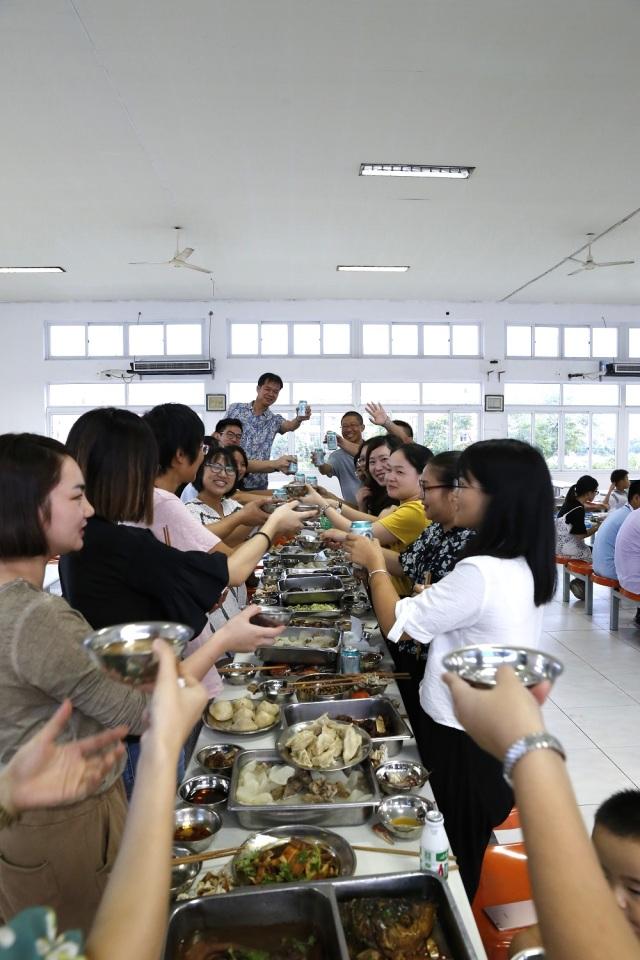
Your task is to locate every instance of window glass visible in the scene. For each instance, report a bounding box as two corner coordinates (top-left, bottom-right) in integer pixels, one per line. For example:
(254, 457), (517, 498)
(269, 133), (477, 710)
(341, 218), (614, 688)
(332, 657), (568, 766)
(628, 413), (640, 470)
(48, 383), (126, 406)
(293, 413), (322, 470)
(49, 325), (86, 357)
(230, 323), (258, 355)
(293, 323), (321, 355)
(504, 383), (560, 405)
(261, 323), (289, 355)
(506, 326), (532, 357)
(591, 328), (618, 358)
(128, 382), (205, 407)
(87, 325), (123, 357)
(534, 327), (559, 357)
(563, 384), (619, 406)
(129, 324), (164, 355)
(392, 412), (418, 439)
(391, 324), (418, 355)
(423, 413), (450, 453)
(422, 382), (481, 405)
(228, 381), (291, 404)
(361, 382), (420, 405)
(423, 325), (450, 355)
(534, 414), (559, 468)
(291, 383), (352, 405)
(507, 413), (532, 444)
(625, 385), (640, 406)
(629, 329), (640, 358)
(362, 324), (389, 355)
(49, 413), (82, 443)
(563, 327), (590, 358)
(166, 323), (202, 355)
(269, 430), (290, 469)
(591, 413), (616, 470)
(322, 323), (351, 354)
(452, 412), (478, 449)
(451, 324), (479, 356)
(563, 413), (590, 470)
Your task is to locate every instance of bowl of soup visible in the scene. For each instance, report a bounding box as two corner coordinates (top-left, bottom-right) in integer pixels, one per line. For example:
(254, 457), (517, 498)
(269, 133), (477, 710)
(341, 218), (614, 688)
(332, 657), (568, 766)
(83, 621), (192, 685)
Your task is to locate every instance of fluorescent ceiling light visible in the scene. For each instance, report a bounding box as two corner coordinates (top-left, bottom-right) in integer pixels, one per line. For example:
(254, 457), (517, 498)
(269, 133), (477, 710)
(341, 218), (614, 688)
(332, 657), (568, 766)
(0, 266), (66, 273)
(337, 265), (410, 273)
(360, 163), (474, 179)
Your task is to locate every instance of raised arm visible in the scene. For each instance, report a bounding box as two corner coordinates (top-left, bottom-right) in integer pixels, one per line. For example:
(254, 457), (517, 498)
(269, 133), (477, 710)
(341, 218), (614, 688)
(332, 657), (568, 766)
(278, 404), (312, 434)
(224, 500), (307, 584)
(365, 401), (412, 442)
(246, 454), (298, 476)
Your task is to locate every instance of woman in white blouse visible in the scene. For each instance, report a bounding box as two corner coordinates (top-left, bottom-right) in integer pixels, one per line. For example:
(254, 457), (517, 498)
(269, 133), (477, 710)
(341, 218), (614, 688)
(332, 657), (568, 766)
(350, 439), (556, 901)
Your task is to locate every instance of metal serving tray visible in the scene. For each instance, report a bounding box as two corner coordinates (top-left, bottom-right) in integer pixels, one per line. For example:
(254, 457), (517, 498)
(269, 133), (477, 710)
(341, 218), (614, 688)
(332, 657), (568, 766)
(283, 697), (413, 758)
(256, 626), (341, 666)
(227, 748), (381, 828)
(279, 574), (345, 606)
(164, 884), (347, 959)
(285, 564), (353, 578)
(328, 871), (479, 960)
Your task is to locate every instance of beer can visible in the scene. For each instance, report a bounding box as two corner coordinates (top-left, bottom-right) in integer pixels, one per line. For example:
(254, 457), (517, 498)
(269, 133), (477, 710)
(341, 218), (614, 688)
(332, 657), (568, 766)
(313, 448), (325, 465)
(305, 475), (318, 488)
(326, 431), (338, 451)
(420, 810), (449, 880)
(340, 647), (361, 674)
(295, 471), (306, 484)
(297, 400), (307, 417)
(350, 520), (373, 539)
(286, 458), (298, 475)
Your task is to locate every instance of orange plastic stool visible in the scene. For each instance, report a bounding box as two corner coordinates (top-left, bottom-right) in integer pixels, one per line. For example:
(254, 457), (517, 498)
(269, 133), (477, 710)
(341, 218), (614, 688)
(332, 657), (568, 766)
(472, 842), (532, 960)
(610, 585), (640, 631)
(555, 555), (571, 602)
(566, 559), (593, 614)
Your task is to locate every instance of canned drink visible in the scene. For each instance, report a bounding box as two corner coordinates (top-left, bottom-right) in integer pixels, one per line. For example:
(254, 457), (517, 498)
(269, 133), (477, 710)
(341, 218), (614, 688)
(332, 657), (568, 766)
(295, 471), (306, 484)
(326, 431), (338, 451)
(297, 400), (307, 417)
(272, 488), (287, 501)
(340, 646), (361, 674)
(305, 475), (318, 487)
(350, 520), (373, 539)
(420, 810), (449, 879)
(286, 458), (298, 475)
(313, 448), (325, 465)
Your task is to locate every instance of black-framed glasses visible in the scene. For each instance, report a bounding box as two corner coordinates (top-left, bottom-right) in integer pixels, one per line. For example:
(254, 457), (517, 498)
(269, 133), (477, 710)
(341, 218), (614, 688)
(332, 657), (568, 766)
(205, 462), (236, 476)
(453, 478), (482, 491)
(419, 481), (454, 493)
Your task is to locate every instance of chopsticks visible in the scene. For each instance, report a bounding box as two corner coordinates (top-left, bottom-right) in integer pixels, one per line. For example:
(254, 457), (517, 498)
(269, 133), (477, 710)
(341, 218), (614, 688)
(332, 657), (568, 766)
(172, 846), (239, 866)
(162, 525), (172, 547)
(172, 844), (457, 869)
(352, 844), (418, 858)
(291, 672), (410, 689)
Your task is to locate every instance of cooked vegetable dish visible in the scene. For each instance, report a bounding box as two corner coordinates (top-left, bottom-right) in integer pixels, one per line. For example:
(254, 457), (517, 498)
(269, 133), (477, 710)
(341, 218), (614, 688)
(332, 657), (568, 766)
(234, 837), (340, 885)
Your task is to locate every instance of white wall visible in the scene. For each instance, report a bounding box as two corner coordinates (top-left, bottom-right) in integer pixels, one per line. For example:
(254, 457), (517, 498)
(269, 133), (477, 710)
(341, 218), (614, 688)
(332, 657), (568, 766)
(2, 297), (639, 487)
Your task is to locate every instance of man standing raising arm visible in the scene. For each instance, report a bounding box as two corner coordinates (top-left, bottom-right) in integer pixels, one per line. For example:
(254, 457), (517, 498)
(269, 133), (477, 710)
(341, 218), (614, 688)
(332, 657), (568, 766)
(227, 372), (311, 490)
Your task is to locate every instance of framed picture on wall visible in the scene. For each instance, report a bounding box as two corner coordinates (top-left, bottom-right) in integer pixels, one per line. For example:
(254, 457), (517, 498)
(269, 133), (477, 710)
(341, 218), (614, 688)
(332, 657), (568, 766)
(484, 394), (504, 412)
(206, 393), (227, 412)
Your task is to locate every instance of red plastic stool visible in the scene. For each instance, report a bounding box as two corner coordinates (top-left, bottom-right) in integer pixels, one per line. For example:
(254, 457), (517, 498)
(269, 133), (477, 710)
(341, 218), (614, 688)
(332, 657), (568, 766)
(472, 842), (532, 960)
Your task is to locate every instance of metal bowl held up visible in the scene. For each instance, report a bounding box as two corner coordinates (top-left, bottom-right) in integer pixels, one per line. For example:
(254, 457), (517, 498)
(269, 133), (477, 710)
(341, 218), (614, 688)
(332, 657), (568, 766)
(377, 794), (435, 838)
(442, 644), (564, 688)
(249, 605), (293, 627)
(83, 621), (192, 685)
(173, 805), (222, 853)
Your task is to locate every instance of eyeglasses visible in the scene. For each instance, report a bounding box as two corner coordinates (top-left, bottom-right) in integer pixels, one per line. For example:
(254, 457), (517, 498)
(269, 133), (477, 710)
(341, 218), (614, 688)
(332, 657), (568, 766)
(453, 478), (482, 491)
(205, 463), (236, 476)
(356, 457), (366, 466)
(201, 443), (210, 455)
(419, 481), (454, 493)
(221, 432), (243, 443)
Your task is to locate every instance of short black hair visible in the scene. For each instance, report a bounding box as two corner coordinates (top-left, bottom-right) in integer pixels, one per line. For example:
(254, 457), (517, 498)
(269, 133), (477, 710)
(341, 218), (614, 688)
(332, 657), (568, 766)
(391, 441), (433, 474)
(215, 417), (243, 435)
(392, 419), (414, 439)
(628, 479), (640, 501)
(341, 410), (364, 426)
(459, 439), (556, 606)
(257, 372), (284, 389)
(66, 408), (157, 524)
(427, 450), (461, 487)
(611, 469), (629, 484)
(193, 447), (238, 495)
(0, 433), (68, 558)
(142, 403), (205, 474)
(595, 790), (640, 841)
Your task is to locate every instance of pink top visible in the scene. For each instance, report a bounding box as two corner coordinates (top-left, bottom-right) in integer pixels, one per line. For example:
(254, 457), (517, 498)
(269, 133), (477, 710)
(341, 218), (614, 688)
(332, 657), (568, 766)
(128, 488), (223, 697)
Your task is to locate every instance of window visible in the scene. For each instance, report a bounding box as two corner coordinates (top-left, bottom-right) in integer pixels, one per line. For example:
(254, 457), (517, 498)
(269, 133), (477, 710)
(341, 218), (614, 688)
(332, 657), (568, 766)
(506, 326), (532, 357)
(47, 321), (205, 358)
(362, 324), (389, 355)
(564, 327), (590, 358)
(422, 382), (481, 405)
(628, 413), (640, 470)
(360, 382), (420, 405)
(423, 412), (479, 453)
(127, 382), (205, 407)
(293, 323), (321, 355)
(629, 329), (640, 358)
(291, 383), (353, 405)
(504, 383), (561, 406)
(451, 324), (480, 356)
(260, 323), (288, 355)
(563, 326), (618, 358)
(591, 328), (618, 358)
(228, 320), (351, 357)
(423, 323), (481, 357)
(534, 327), (559, 357)
(48, 383), (126, 406)
(231, 323), (258, 354)
(322, 324), (351, 354)
(562, 383), (619, 406)
(391, 324), (418, 355)
(625, 385), (640, 405)
(227, 382), (292, 404)
(423, 325), (450, 356)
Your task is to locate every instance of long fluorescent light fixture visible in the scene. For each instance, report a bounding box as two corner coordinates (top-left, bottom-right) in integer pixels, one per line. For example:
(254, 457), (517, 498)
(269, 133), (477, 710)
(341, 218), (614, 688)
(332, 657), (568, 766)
(0, 266), (66, 273)
(337, 264), (410, 273)
(360, 163), (474, 179)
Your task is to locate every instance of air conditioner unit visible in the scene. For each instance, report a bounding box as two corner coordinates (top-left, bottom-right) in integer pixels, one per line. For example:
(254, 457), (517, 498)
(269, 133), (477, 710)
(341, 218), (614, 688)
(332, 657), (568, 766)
(603, 362), (640, 377)
(129, 359), (215, 377)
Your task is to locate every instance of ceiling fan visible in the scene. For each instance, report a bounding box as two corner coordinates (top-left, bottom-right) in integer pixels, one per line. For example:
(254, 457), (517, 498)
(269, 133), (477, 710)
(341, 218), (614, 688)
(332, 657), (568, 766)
(567, 240), (634, 277)
(129, 227), (212, 274)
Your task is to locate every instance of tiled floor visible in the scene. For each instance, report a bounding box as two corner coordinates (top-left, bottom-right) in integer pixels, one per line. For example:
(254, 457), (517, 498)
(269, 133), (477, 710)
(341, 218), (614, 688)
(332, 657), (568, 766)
(541, 580), (640, 832)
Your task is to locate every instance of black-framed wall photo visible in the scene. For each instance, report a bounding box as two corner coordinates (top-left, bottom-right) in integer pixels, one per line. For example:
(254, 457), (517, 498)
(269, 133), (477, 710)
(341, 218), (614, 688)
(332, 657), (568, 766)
(206, 393), (227, 412)
(484, 394), (504, 412)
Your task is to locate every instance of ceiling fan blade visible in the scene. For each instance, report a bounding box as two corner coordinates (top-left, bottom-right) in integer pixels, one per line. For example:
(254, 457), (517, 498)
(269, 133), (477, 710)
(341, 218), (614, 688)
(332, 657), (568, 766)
(129, 260), (173, 266)
(174, 247), (195, 262)
(594, 260), (635, 268)
(567, 256), (585, 265)
(180, 261), (213, 274)
(567, 266), (586, 276)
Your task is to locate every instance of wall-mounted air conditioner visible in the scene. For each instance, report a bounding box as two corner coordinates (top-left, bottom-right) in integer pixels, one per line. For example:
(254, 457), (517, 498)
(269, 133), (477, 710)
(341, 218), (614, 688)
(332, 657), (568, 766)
(129, 359), (214, 376)
(603, 363), (640, 377)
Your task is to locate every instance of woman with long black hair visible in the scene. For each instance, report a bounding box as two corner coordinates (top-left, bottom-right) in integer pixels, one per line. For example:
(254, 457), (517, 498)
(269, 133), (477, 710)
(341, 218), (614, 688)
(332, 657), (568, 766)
(348, 439), (556, 900)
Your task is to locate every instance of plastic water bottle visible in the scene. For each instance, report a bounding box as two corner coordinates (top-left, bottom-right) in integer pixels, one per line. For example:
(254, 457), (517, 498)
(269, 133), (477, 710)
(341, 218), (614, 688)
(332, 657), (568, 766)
(420, 810), (449, 880)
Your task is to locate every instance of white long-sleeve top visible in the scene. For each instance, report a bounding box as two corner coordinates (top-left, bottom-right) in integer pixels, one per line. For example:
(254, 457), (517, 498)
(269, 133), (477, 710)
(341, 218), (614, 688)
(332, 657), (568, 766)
(388, 555), (545, 730)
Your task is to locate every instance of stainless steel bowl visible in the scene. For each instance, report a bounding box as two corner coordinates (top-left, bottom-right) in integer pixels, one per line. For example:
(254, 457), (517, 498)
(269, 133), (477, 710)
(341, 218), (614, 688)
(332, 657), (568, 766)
(195, 743), (242, 776)
(217, 656), (258, 685)
(359, 651), (384, 672)
(83, 621), (192, 685)
(178, 774), (230, 812)
(230, 825), (356, 886)
(442, 645), (564, 688)
(258, 679), (296, 704)
(173, 805), (222, 853)
(170, 846), (200, 898)
(377, 794), (435, 838)
(294, 672), (354, 702)
(375, 760), (430, 795)
(249, 605), (294, 627)
(278, 719), (372, 772)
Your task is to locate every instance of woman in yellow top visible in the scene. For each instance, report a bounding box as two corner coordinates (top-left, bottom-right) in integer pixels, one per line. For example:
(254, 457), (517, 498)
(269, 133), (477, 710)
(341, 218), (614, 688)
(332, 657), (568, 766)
(303, 442), (432, 596)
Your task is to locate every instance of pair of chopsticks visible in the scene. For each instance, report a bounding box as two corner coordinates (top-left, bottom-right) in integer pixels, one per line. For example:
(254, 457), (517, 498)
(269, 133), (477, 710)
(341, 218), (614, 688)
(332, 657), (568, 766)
(291, 673), (410, 689)
(172, 843), (420, 868)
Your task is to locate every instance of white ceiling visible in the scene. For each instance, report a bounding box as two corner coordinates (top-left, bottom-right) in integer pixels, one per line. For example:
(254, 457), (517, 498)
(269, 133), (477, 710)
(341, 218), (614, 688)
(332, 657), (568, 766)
(1, 0), (640, 304)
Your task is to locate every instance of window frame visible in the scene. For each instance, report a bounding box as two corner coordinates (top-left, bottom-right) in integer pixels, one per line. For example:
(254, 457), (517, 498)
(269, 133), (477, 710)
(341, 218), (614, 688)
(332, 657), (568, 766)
(227, 320), (354, 358)
(45, 320), (206, 360)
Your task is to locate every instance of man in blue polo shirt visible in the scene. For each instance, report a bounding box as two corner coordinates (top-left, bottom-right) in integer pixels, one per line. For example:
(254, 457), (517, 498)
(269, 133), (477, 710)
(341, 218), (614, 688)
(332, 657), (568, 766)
(593, 478), (640, 583)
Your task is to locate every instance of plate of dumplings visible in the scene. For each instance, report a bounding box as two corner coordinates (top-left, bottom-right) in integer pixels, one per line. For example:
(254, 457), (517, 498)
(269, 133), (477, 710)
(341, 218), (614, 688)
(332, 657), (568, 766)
(204, 696), (282, 736)
(277, 714), (371, 772)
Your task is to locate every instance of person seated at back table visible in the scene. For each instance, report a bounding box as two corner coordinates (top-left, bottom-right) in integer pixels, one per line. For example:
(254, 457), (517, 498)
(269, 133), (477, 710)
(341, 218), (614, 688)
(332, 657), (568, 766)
(593, 479), (640, 587)
(614, 490), (640, 623)
(603, 469), (631, 512)
(508, 788), (640, 956)
(556, 475), (599, 600)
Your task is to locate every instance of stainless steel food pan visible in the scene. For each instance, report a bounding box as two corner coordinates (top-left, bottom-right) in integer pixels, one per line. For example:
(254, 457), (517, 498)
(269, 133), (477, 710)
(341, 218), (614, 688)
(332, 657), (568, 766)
(256, 627), (341, 666)
(283, 697), (413, 758)
(279, 574), (346, 606)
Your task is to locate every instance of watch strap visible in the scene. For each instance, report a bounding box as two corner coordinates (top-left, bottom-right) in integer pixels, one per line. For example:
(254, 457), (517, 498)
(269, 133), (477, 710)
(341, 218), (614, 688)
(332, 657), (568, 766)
(503, 732), (565, 787)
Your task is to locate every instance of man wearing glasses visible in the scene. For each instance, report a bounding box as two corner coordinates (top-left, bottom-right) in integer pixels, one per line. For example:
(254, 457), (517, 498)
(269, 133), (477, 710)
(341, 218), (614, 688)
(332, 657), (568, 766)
(213, 418), (244, 447)
(312, 410), (365, 506)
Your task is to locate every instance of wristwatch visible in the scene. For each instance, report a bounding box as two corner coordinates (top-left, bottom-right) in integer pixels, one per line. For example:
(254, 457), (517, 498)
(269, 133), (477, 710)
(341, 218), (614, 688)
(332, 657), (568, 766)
(503, 732), (565, 787)
(510, 950), (545, 959)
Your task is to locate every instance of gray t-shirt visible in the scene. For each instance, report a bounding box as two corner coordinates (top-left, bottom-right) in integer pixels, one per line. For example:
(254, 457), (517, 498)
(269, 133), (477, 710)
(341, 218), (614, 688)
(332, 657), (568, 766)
(328, 448), (360, 504)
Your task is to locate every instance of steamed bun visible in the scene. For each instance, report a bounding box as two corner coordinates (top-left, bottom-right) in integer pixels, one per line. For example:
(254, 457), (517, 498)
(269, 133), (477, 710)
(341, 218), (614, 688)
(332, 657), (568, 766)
(210, 700), (233, 722)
